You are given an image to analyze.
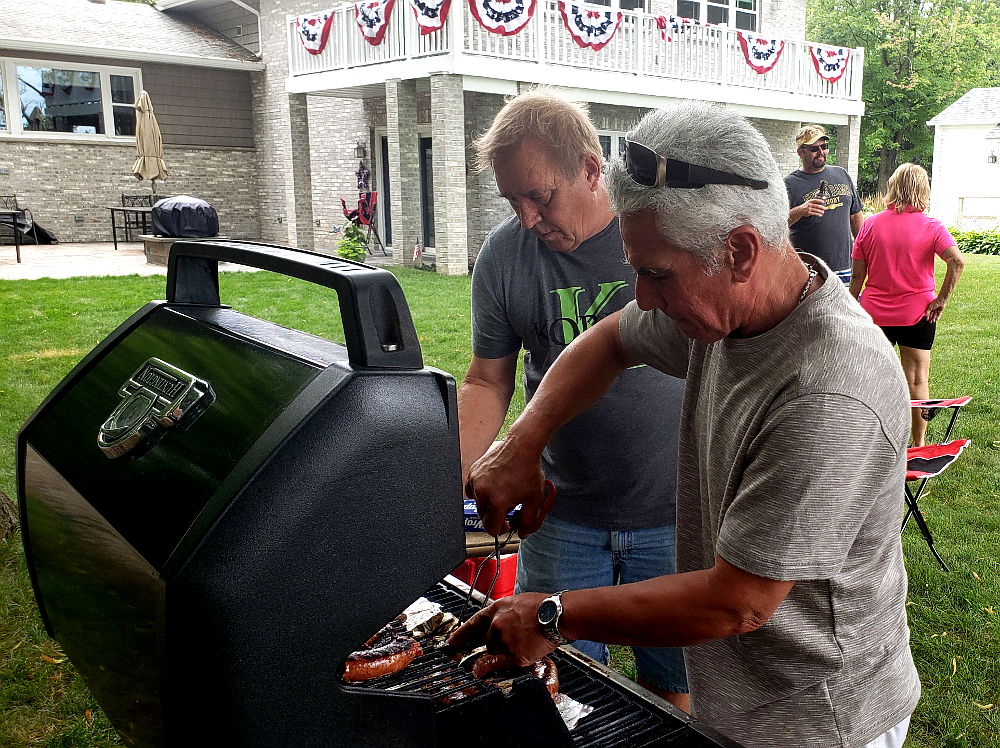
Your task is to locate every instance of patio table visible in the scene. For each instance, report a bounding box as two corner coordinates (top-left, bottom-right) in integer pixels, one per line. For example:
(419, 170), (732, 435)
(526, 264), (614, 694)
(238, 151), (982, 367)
(109, 206), (154, 251)
(0, 209), (22, 262)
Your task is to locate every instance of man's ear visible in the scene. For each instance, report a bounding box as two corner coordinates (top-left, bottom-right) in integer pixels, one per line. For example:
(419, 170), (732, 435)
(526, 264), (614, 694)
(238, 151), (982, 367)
(583, 152), (602, 191)
(725, 225), (762, 283)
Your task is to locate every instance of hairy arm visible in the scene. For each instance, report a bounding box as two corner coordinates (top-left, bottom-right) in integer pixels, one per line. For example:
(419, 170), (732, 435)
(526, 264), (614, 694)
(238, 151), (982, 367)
(457, 352), (518, 485)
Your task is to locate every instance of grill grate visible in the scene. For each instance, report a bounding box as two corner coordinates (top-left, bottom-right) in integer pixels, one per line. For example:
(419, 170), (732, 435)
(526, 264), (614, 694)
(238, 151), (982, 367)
(351, 580), (693, 747)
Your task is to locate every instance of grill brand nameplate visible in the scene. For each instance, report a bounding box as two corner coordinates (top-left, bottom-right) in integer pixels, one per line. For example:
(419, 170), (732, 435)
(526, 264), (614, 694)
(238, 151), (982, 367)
(98, 357), (216, 459)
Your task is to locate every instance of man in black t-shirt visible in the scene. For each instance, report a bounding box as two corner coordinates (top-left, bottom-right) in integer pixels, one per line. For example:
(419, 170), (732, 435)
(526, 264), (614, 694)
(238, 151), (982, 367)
(785, 125), (863, 282)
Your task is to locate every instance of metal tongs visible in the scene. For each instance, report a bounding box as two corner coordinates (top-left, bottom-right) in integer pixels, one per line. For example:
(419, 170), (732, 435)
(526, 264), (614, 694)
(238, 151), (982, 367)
(459, 480), (556, 624)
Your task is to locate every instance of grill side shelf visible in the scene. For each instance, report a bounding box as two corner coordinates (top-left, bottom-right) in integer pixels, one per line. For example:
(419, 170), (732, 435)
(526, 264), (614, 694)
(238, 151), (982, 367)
(165, 240), (423, 370)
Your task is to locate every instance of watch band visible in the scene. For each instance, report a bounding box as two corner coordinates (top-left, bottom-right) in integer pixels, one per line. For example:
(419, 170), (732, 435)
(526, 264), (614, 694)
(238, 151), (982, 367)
(538, 590), (574, 646)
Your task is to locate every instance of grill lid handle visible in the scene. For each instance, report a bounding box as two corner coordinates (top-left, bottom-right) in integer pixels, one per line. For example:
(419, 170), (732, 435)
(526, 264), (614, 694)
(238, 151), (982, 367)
(165, 240), (423, 369)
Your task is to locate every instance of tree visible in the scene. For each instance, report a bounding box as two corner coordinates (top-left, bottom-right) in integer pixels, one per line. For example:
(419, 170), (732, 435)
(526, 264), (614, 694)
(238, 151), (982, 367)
(806, 0), (1000, 194)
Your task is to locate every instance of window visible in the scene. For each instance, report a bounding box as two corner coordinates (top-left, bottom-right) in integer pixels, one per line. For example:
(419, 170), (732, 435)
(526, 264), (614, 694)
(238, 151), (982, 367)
(674, 0), (755, 30)
(0, 58), (140, 139)
(597, 130), (627, 163)
(586, 0), (648, 10)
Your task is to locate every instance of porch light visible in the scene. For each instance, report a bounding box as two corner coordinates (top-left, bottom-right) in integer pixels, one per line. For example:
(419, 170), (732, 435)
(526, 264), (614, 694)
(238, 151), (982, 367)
(989, 151), (997, 164)
(354, 141), (367, 160)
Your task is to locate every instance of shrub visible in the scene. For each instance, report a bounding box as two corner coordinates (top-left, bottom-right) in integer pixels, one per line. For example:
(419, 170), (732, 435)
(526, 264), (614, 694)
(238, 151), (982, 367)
(861, 193), (886, 217)
(946, 227), (1000, 256)
(337, 222), (368, 262)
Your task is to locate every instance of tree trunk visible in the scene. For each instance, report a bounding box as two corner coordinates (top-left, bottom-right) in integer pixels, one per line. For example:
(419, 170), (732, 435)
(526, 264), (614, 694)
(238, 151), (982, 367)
(876, 143), (898, 195)
(0, 488), (18, 541)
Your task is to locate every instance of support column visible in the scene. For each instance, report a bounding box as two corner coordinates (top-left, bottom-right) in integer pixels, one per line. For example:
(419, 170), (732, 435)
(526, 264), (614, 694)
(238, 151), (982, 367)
(386, 79), (421, 266)
(837, 115), (862, 187)
(430, 74), (469, 276)
(287, 93), (315, 250)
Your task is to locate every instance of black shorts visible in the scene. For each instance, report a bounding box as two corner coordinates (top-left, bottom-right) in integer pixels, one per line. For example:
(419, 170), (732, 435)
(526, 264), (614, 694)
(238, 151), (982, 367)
(880, 318), (936, 350)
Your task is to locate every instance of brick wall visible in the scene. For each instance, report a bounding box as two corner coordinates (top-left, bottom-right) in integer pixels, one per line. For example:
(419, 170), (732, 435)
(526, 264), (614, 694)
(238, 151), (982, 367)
(749, 116), (801, 177)
(0, 139), (259, 242)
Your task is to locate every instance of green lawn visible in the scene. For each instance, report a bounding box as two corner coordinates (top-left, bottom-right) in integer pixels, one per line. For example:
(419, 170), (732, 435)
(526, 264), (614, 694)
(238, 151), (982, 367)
(1, 258), (998, 747)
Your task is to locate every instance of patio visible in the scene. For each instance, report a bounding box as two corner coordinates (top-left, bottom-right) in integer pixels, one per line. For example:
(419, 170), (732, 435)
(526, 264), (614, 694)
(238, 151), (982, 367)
(0, 241), (398, 281)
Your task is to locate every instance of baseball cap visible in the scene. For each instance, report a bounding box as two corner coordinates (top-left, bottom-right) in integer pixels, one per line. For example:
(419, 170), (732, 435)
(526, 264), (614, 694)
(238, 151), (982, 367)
(795, 125), (829, 147)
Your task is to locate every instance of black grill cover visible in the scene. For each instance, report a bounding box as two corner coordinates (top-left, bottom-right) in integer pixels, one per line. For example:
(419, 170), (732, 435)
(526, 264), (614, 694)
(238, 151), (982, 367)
(17, 241), (465, 747)
(152, 194), (219, 238)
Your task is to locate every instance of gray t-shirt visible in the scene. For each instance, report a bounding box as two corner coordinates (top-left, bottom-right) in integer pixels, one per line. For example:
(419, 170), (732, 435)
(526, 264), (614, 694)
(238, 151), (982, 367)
(619, 256), (919, 748)
(785, 165), (862, 272)
(471, 215), (684, 530)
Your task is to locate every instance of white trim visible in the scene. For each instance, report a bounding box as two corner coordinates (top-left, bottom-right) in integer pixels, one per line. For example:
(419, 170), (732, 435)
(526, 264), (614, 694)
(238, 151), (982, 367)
(0, 57), (143, 141)
(0, 39), (264, 71)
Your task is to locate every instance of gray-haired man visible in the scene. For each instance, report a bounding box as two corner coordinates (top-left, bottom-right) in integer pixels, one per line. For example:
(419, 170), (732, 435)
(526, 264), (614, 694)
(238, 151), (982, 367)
(452, 101), (919, 748)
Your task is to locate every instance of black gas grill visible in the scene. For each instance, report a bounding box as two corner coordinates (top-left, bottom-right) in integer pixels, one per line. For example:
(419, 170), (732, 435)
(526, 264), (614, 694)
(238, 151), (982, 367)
(17, 241), (747, 748)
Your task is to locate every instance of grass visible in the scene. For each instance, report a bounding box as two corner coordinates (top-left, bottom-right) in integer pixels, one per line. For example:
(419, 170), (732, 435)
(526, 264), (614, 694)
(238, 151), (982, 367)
(2, 258), (999, 746)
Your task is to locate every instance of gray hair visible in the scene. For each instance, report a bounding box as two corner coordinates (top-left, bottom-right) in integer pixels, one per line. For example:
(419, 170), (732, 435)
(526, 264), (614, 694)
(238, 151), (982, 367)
(473, 88), (602, 180)
(605, 102), (789, 271)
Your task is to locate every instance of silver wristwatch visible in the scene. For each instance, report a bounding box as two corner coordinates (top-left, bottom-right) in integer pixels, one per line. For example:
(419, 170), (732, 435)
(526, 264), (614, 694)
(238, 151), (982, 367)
(537, 591), (574, 646)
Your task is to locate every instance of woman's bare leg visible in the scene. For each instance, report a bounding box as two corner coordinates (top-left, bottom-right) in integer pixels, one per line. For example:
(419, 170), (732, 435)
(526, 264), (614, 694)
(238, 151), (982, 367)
(899, 345), (931, 447)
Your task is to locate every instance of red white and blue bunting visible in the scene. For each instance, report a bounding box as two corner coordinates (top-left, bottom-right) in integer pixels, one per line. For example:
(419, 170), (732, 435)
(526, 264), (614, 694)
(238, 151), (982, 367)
(468, 0), (536, 35)
(295, 11), (334, 55)
(738, 32), (784, 74)
(559, 1), (622, 51)
(356, 0), (396, 45)
(810, 44), (850, 82)
(408, 0), (451, 34)
(655, 15), (712, 42)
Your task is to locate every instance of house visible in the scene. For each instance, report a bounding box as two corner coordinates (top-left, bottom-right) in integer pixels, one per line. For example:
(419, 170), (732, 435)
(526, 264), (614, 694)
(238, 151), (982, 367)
(0, 0), (263, 243)
(927, 88), (1000, 231)
(2, 0), (864, 274)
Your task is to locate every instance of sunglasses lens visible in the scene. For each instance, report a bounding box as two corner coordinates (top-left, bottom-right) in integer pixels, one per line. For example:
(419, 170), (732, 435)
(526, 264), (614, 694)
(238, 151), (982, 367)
(625, 141), (659, 187)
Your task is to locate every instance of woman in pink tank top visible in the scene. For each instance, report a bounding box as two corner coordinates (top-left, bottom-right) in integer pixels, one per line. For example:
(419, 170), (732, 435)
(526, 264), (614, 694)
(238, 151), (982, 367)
(849, 163), (965, 446)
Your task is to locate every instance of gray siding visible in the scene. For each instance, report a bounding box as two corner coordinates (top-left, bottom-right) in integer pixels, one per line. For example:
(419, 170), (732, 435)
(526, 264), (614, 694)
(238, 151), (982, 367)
(173, 7), (261, 56)
(143, 64), (254, 148)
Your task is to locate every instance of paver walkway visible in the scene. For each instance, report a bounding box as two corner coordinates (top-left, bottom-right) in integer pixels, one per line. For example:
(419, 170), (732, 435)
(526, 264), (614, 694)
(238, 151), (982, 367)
(0, 240), (398, 281)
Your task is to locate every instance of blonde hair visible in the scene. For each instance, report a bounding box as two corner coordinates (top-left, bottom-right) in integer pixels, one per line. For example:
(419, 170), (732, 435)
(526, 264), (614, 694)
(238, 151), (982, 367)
(473, 88), (602, 180)
(885, 163), (930, 213)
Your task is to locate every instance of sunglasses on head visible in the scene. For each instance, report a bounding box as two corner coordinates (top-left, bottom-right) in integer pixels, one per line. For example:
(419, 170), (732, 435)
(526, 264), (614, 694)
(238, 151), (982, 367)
(804, 142), (830, 153)
(623, 136), (768, 190)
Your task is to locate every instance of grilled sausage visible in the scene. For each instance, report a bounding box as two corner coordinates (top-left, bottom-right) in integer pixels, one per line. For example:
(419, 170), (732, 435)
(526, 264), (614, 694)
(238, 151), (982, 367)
(341, 622), (423, 683)
(468, 653), (559, 696)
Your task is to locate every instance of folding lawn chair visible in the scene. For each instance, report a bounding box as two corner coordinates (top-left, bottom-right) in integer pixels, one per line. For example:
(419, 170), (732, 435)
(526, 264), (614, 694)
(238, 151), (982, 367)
(903, 397), (972, 571)
(339, 191), (387, 256)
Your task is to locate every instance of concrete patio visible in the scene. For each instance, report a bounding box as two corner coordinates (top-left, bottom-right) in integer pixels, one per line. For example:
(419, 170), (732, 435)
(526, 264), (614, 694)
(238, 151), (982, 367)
(0, 240), (398, 281)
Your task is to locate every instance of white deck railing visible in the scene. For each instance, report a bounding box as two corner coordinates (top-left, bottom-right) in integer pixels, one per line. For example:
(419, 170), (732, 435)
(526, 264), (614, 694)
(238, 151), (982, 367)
(287, 2), (863, 103)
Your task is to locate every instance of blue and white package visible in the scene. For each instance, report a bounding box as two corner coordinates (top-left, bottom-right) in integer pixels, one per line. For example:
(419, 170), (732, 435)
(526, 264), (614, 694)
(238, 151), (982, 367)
(464, 498), (518, 533)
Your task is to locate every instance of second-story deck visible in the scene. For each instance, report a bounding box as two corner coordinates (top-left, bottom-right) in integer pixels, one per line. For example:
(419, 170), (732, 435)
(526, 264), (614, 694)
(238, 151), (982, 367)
(286, 2), (864, 120)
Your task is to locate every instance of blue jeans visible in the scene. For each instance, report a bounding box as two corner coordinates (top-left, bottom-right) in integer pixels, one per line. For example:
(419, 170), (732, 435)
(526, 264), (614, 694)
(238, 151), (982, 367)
(514, 515), (688, 694)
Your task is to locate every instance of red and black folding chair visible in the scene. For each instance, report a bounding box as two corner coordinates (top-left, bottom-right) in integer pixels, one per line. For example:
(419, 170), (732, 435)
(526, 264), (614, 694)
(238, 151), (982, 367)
(903, 397), (972, 571)
(339, 191), (387, 256)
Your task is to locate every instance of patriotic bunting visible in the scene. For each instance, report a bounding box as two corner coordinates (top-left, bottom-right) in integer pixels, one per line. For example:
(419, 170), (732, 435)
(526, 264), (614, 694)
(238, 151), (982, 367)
(655, 15), (713, 42)
(559, 0), (622, 51)
(356, 0), (396, 45)
(468, 0), (536, 35)
(408, 0), (452, 34)
(295, 11), (335, 55)
(738, 32), (784, 74)
(810, 44), (850, 83)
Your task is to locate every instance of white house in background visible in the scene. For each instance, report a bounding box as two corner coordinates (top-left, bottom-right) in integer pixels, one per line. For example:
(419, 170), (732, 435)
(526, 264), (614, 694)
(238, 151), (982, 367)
(928, 88), (1000, 230)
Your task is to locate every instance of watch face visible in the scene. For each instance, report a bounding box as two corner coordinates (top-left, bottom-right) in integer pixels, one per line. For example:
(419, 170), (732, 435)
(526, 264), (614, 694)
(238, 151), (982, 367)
(537, 599), (558, 625)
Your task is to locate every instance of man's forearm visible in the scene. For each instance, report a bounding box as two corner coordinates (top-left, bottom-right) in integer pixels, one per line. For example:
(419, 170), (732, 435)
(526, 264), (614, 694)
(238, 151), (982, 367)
(458, 380), (512, 484)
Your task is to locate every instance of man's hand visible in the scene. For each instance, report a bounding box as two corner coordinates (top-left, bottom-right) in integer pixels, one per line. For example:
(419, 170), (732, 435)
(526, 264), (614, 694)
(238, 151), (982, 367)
(800, 198), (826, 218)
(466, 438), (547, 537)
(447, 593), (556, 667)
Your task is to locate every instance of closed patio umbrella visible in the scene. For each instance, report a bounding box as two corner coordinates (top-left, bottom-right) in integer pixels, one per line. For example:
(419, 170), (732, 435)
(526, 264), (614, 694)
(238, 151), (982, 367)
(132, 90), (168, 194)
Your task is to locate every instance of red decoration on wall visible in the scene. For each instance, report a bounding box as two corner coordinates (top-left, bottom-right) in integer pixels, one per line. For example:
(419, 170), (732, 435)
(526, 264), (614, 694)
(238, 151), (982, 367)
(356, 0), (397, 46)
(468, 0), (536, 36)
(810, 44), (850, 82)
(559, 0), (622, 51)
(295, 11), (335, 55)
(408, 0), (452, 34)
(738, 32), (784, 74)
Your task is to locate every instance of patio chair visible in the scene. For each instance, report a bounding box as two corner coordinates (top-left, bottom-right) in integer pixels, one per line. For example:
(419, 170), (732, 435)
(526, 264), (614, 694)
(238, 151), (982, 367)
(0, 194), (37, 248)
(340, 191), (387, 255)
(121, 193), (155, 241)
(903, 396), (972, 571)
